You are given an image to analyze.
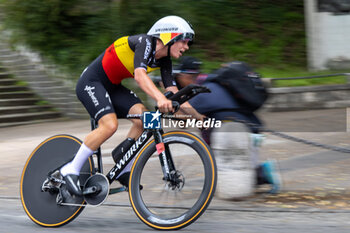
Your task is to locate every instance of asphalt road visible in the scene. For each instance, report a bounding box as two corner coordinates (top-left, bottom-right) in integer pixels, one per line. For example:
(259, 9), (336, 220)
(1, 197), (350, 233)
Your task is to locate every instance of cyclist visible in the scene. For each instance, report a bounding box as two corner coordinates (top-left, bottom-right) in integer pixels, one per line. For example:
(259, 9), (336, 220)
(59, 16), (204, 197)
(172, 56), (281, 194)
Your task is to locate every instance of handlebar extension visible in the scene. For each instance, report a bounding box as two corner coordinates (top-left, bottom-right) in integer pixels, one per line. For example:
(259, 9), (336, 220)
(156, 84), (211, 114)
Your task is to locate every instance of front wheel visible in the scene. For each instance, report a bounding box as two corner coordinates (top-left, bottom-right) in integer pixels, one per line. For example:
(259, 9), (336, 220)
(129, 131), (217, 230)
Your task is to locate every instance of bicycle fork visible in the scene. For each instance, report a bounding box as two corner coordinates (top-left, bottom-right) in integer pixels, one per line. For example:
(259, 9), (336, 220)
(153, 130), (184, 190)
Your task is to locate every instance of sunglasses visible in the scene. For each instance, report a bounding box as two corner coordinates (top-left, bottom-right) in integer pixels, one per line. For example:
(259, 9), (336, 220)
(173, 33), (194, 45)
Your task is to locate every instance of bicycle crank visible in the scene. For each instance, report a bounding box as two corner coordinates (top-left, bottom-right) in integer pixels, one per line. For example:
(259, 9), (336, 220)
(83, 173), (109, 206)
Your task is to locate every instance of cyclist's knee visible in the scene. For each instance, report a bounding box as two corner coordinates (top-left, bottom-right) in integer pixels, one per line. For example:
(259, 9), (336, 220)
(98, 113), (118, 136)
(129, 103), (147, 115)
(132, 118), (143, 129)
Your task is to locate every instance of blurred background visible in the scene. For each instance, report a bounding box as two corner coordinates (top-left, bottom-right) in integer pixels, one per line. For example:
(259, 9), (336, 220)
(0, 0), (307, 77)
(0, 0), (350, 120)
(1, 0), (349, 81)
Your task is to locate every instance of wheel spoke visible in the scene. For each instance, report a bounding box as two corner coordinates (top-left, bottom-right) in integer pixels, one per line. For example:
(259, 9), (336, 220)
(129, 132), (216, 230)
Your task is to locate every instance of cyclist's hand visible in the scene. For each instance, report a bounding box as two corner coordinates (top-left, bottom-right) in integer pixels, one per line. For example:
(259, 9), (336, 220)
(157, 98), (173, 113)
(195, 113), (206, 122)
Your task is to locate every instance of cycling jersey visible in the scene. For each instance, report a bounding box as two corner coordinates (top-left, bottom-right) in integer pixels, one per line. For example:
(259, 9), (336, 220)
(76, 34), (176, 121)
(102, 34), (176, 87)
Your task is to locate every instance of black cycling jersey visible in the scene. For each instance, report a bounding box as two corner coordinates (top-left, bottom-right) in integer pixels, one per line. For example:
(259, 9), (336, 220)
(102, 34), (176, 87)
(76, 34), (176, 121)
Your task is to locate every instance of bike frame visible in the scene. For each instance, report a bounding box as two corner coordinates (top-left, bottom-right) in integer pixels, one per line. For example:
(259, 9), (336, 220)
(91, 118), (175, 185)
(47, 84), (211, 191)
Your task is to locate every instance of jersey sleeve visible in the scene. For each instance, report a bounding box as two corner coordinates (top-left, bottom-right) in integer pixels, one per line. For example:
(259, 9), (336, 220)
(159, 56), (176, 88)
(133, 36), (153, 71)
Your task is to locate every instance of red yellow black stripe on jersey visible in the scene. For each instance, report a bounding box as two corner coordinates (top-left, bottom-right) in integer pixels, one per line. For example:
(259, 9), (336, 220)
(102, 36), (158, 84)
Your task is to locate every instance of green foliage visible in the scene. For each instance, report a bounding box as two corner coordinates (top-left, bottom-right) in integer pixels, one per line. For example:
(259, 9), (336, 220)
(272, 76), (347, 87)
(15, 80), (27, 86)
(2, 0), (307, 78)
(2, 0), (119, 75)
(257, 66), (348, 87)
(35, 100), (50, 106)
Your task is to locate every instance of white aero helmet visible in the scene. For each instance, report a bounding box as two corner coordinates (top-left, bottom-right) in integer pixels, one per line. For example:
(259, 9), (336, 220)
(147, 16), (194, 46)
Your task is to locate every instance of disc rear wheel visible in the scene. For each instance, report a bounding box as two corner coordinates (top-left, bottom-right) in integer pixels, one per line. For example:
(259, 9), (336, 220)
(20, 135), (93, 227)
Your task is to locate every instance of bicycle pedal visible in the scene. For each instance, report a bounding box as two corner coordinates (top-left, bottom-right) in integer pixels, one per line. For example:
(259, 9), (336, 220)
(56, 192), (63, 205)
(42, 169), (65, 192)
(42, 178), (61, 193)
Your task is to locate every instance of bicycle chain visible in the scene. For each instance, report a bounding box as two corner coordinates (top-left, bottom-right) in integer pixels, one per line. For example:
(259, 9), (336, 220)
(223, 116), (350, 154)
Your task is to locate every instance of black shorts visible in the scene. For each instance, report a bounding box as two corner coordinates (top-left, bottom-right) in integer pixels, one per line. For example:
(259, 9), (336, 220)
(76, 54), (142, 122)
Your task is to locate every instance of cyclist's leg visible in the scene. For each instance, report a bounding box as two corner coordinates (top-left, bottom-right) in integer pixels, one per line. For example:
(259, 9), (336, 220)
(60, 67), (117, 195)
(85, 113), (118, 150)
(127, 103), (147, 139)
(115, 103), (148, 186)
(108, 85), (144, 186)
(21, 135), (93, 227)
(234, 112), (281, 193)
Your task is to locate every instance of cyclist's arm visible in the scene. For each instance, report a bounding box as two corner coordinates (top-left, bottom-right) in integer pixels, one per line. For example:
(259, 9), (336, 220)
(164, 85), (178, 94)
(165, 86), (205, 121)
(134, 68), (173, 113)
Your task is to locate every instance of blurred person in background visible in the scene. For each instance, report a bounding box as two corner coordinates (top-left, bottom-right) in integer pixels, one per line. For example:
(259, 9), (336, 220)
(172, 56), (281, 196)
(59, 16), (204, 199)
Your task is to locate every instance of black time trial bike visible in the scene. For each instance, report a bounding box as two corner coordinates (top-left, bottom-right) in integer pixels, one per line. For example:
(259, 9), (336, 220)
(20, 84), (217, 230)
